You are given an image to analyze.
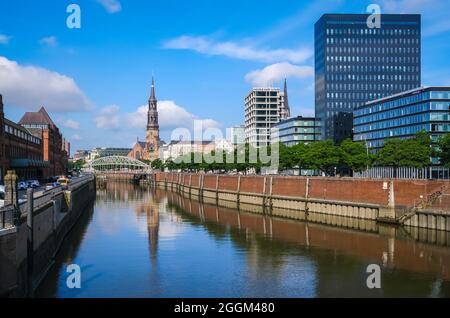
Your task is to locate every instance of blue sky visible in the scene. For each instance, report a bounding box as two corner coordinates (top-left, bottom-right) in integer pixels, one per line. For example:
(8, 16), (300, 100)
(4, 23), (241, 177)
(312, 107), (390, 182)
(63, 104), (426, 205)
(1, 0), (450, 152)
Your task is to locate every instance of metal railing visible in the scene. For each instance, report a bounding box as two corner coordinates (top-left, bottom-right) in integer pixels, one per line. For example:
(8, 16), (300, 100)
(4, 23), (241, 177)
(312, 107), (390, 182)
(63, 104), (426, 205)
(1, 174), (95, 230)
(0, 205), (15, 230)
(68, 174), (95, 191)
(354, 166), (450, 180)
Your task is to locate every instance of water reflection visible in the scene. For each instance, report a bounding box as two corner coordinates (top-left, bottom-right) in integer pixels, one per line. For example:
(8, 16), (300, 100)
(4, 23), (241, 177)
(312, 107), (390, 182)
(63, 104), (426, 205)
(36, 182), (450, 298)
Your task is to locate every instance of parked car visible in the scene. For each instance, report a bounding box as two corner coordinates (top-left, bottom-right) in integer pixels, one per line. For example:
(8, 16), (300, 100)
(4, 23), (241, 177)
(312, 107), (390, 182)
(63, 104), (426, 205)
(0, 185), (5, 207)
(18, 181), (28, 191)
(57, 177), (70, 187)
(26, 180), (40, 188)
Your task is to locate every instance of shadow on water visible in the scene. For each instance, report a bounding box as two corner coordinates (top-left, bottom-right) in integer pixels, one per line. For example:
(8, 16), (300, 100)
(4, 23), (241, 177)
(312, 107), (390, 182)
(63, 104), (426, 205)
(35, 203), (94, 298)
(34, 182), (450, 298)
(166, 191), (450, 298)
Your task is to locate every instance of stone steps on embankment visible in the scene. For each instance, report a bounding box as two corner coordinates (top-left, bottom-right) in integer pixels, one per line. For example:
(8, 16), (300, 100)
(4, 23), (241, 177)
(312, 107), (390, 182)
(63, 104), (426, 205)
(427, 194), (450, 213)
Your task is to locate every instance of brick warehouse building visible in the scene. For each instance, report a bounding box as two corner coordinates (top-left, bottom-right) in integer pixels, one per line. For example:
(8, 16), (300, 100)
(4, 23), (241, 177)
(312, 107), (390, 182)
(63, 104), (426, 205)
(0, 94), (69, 183)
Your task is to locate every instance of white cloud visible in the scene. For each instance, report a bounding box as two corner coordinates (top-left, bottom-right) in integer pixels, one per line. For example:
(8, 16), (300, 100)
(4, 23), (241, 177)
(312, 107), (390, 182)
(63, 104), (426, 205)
(163, 35), (312, 64)
(127, 100), (221, 131)
(0, 56), (94, 111)
(0, 34), (11, 44)
(96, 0), (122, 13)
(381, 0), (450, 37)
(423, 19), (450, 37)
(59, 118), (80, 130)
(381, 0), (434, 12)
(245, 62), (313, 87)
(72, 134), (82, 141)
(39, 36), (58, 47)
(95, 105), (120, 130)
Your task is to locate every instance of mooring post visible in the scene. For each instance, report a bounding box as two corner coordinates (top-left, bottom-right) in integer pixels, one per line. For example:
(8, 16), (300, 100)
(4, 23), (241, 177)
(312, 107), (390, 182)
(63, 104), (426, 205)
(262, 177), (267, 210)
(215, 175), (219, 203)
(236, 175), (241, 206)
(305, 178), (310, 217)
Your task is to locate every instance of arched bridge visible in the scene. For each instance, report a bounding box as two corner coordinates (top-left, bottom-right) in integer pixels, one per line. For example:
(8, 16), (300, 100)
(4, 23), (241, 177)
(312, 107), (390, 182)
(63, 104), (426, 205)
(83, 156), (152, 182)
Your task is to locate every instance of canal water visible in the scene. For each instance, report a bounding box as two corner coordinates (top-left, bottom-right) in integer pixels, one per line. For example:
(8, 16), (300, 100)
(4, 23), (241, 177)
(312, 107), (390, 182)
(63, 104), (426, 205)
(36, 182), (450, 298)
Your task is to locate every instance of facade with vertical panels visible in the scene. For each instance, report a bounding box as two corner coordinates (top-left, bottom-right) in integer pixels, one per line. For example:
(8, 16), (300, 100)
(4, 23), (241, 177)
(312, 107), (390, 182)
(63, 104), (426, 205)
(245, 82), (290, 148)
(353, 87), (450, 162)
(315, 14), (421, 144)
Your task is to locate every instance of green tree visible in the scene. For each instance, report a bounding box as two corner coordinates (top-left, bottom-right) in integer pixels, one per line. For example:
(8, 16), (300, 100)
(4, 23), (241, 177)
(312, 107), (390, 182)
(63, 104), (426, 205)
(151, 158), (164, 170)
(164, 159), (177, 171)
(290, 142), (312, 171)
(377, 131), (432, 168)
(339, 139), (373, 173)
(307, 140), (341, 175)
(71, 159), (86, 171)
(437, 133), (450, 167)
(274, 142), (294, 170)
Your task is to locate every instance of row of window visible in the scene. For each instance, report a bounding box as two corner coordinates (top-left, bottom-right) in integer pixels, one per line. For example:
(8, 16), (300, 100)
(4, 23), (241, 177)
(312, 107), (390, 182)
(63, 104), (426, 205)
(274, 127), (320, 135)
(326, 66), (419, 80)
(356, 123), (429, 141)
(327, 86), (415, 100)
(326, 46), (419, 55)
(326, 28), (419, 36)
(354, 91), (450, 117)
(2, 144), (42, 161)
(355, 102), (450, 125)
(275, 121), (321, 130)
(326, 37), (419, 45)
(327, 80), (418, 92)
(327, 57), (419, 69)
(21, 124), (50, 130)
(354, 112), (450, 134)
(326, 55), (419, 64)
(327, 80), (418, 94)
(357, 123), (450, 142)
(4, 124), (41, 145)
(278, 135), (319, 142)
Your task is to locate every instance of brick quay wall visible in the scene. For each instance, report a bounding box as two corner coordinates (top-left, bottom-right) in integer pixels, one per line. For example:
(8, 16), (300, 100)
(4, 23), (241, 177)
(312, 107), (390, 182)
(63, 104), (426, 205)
(0, 175), (96, 297)
(153, 172), (450, 231)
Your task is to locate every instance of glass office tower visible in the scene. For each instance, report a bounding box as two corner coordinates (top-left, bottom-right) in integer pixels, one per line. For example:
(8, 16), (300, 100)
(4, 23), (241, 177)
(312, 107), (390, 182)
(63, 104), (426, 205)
(315, 14), (421, 144)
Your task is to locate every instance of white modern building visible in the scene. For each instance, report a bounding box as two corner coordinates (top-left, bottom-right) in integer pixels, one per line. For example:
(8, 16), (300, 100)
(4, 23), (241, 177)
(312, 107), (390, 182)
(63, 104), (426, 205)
(214, 139), (234, 153)
(244, 80), (290, 148)
(159, 140), (216, 162)
(228, 125), (246, 145)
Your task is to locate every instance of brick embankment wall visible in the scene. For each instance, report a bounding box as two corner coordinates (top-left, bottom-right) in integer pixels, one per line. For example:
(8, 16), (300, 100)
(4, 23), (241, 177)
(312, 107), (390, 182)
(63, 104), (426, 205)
(155, 173), (450, 211)
(154, 173), (450, 231)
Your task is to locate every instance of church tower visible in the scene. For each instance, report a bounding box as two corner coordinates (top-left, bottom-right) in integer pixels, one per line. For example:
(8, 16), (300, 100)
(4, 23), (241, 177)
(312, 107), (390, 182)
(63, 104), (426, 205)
(282, 78), (291, 119)
(146, 77), (160, 159)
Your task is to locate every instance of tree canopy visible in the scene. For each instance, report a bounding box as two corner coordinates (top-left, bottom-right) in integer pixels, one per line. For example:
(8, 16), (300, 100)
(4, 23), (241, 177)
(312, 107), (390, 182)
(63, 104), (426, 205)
(150, 131), (448, 176)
